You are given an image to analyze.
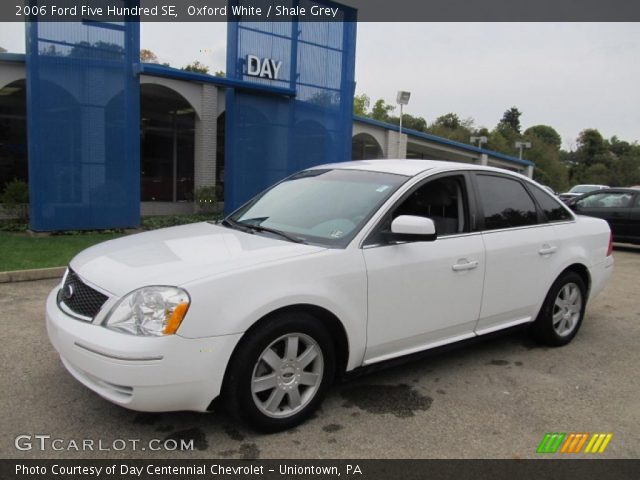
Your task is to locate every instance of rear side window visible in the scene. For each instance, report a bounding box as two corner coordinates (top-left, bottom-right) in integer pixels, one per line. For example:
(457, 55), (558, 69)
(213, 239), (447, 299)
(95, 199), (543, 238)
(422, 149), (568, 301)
(528, 184), (573, 222)
(476, 175), (538, 230)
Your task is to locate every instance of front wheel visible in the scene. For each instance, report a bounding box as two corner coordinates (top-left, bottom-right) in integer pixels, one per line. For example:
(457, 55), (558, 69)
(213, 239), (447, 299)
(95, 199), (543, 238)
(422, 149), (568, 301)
(222, 311), (335, 432)
(531, 271), (587, 346)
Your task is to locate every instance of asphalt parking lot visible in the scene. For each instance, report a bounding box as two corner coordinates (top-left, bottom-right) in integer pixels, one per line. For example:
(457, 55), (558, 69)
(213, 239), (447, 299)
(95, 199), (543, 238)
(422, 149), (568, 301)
(1, 247), (638, 459)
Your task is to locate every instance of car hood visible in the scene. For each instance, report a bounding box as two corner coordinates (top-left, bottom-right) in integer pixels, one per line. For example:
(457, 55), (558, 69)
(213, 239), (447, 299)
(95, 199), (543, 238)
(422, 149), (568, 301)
(69, 222), (325, 296)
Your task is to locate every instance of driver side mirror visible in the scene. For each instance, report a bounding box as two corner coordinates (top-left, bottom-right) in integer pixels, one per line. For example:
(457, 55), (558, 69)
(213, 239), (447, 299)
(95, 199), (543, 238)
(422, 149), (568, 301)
(389, 215), (437, 242)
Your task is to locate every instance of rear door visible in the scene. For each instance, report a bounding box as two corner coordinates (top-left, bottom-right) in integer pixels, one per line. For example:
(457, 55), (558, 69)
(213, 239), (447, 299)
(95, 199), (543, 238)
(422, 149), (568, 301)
(471, 173), (563, 334)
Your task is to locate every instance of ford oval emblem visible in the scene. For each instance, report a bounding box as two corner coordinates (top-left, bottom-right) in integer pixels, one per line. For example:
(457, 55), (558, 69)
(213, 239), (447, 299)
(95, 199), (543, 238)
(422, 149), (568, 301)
(62, 284), (74, 301)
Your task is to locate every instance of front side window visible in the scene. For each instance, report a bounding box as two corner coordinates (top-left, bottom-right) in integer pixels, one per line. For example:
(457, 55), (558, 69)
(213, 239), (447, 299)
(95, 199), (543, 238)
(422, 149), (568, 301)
(365, 175), (469, 245)
(228, 169), (408, 247)
(528, 184), (573, 222)
(476, 174), (538, 230)
(576, 192), (633, 209)
(392, 175), (468, 236)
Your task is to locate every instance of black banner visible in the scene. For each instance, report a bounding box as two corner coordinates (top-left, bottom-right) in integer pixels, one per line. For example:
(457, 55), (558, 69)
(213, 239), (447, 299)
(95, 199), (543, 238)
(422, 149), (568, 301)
(1, 459), (639, 480)
(2, 0), (640, 22)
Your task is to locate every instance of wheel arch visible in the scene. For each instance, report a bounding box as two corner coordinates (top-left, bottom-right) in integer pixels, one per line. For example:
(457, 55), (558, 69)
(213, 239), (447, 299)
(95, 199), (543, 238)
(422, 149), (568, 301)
(218, 303), (350, 404)
(560, 263), (591, 297)
(531, 261), (592, 326)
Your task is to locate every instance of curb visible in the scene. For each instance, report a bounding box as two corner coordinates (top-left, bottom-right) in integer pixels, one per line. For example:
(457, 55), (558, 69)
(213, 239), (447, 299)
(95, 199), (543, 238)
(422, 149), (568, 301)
(0, 266), (66, 284)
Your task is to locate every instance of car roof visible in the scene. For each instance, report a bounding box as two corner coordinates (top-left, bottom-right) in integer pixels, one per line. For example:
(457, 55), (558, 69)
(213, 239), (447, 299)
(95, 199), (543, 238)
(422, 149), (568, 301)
(311, 159), (523, 178)
(588, 187), (639, 193)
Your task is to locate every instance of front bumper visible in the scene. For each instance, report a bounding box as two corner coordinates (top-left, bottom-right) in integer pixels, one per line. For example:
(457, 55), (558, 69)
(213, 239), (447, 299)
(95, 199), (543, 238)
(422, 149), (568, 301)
(46, 287), (242, 412)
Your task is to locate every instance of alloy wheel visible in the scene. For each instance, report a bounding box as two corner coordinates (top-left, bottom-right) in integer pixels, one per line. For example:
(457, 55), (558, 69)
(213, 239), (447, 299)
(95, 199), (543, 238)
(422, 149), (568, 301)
(251, 333), (324, 418)
(552, 282), (583, 337)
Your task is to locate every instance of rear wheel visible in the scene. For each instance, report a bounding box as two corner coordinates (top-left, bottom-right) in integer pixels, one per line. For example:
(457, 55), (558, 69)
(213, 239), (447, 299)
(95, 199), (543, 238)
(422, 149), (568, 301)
(531, 271), (587, 346)
(223, 311), (335, 432)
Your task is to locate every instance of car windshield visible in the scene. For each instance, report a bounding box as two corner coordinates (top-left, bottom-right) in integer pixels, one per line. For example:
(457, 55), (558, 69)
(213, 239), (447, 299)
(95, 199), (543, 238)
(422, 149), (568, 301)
(570, 185), (601, 194)
(227, 169), (408, 247)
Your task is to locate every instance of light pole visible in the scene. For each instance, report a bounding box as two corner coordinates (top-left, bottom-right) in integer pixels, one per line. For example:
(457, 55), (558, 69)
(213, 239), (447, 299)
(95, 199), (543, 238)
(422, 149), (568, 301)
(515, 141), (532, 159)
(396, 91), (411, 158)
(470, 136), (488, 148)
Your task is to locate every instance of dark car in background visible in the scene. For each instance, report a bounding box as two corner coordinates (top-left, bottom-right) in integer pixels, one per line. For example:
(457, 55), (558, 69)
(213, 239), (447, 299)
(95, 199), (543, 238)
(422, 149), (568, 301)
(558, 184), (609, 203)
(566, 188), (640, 245)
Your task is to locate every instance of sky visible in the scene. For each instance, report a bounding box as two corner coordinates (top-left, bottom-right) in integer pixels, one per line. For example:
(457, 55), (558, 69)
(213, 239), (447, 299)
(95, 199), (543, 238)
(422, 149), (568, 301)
(1, 22), (638, 149)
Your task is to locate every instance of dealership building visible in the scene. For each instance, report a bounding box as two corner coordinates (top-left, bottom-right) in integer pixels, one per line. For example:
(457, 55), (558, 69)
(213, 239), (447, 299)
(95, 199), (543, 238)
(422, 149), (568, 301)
(0, 13), (532, 230)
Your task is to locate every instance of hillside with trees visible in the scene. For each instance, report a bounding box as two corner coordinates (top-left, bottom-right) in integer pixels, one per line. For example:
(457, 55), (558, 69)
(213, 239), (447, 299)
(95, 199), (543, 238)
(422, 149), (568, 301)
(353, 94), (640, 192)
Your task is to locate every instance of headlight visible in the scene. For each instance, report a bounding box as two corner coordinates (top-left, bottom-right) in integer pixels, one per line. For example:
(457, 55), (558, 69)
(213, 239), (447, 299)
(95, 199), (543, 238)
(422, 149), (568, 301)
(103, 286), (190, 336)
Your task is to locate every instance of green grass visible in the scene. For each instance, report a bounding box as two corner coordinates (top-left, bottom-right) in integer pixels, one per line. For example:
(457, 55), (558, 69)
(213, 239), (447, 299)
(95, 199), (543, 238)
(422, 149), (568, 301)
(0, 213), (222, 272)
(0, 232), (124, 272)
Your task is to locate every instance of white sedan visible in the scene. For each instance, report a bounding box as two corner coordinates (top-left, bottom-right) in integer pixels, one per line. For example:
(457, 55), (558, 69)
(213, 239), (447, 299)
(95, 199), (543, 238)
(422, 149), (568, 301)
(46, 160), (613, 432)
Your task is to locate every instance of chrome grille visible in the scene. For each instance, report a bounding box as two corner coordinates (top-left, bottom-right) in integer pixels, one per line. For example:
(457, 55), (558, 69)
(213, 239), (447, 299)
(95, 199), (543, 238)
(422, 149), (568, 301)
(57, 269), (108, 321)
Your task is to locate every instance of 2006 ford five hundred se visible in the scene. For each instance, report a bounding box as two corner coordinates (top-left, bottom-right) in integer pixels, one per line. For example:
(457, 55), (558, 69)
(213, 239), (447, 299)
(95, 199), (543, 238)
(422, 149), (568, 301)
(46, 160), (613, 431)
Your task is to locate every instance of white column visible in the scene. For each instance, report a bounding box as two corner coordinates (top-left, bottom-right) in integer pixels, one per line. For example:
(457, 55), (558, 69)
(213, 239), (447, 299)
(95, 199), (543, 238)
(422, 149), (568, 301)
(194, 84), (218, 194)
(526, 165), (534, 178)
(384, 130), (407, 159)
(479, 153), (489, 166)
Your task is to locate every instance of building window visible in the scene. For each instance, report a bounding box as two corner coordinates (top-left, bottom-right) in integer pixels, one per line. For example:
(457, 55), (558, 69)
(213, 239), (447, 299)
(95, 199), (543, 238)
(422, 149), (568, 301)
(352, 133), (382, 160)
(140, 84), (195, 202)
(0, 80), (27, 191)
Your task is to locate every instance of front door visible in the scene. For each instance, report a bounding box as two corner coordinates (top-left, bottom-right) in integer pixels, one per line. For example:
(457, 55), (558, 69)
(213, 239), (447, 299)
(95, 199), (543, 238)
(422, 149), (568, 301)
(362, 174), (485, 365)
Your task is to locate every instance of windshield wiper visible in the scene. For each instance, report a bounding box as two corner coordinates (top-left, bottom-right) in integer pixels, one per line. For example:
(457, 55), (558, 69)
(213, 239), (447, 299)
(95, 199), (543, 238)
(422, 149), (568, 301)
(239, 222), (307, 244)
(217, 218), (253, 234)
(220, 218), (306, 244)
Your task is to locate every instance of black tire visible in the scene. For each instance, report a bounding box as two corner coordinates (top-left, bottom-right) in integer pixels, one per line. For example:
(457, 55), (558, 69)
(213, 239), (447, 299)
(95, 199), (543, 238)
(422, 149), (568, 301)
(222, 310), (335, 432)
(530, 271), (587, 346)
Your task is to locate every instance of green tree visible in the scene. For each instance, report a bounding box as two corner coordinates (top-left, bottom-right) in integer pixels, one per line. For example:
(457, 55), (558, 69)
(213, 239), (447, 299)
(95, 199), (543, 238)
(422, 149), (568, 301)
(524, 125), (561, 149)
(434, 113), (461, 130)
(353, 93), (370, 116)
(488, 120), (520, 156)
(214, 70), (225, 77)
(580, 163), (611, 185)
(427, 116), (475, 144)
(523, 132), (569, 192)
(607, 136), (631, 157)
(182, 61), (209, 74)
(474, 127), (490, 137)
(388, 113), (427, 133)
(370, 99), (395, 122)
(499, 106), (522, 134)
(576, 129), (605, 165)
(140, 48), (158, 63)
(487, 128), (514, 155)
(614, 154), (640, 186)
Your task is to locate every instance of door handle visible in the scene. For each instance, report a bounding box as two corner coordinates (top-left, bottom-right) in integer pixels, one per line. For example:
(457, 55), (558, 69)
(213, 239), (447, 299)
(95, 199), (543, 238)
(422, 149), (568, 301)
(538, 245), (558, 256)
(452, 260), (479, 271)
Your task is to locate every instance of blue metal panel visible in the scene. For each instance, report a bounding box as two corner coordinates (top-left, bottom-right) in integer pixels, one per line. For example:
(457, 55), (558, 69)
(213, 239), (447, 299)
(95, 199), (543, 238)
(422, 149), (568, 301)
(26, 9), (140, 231)
(225, 1), (357, 212)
